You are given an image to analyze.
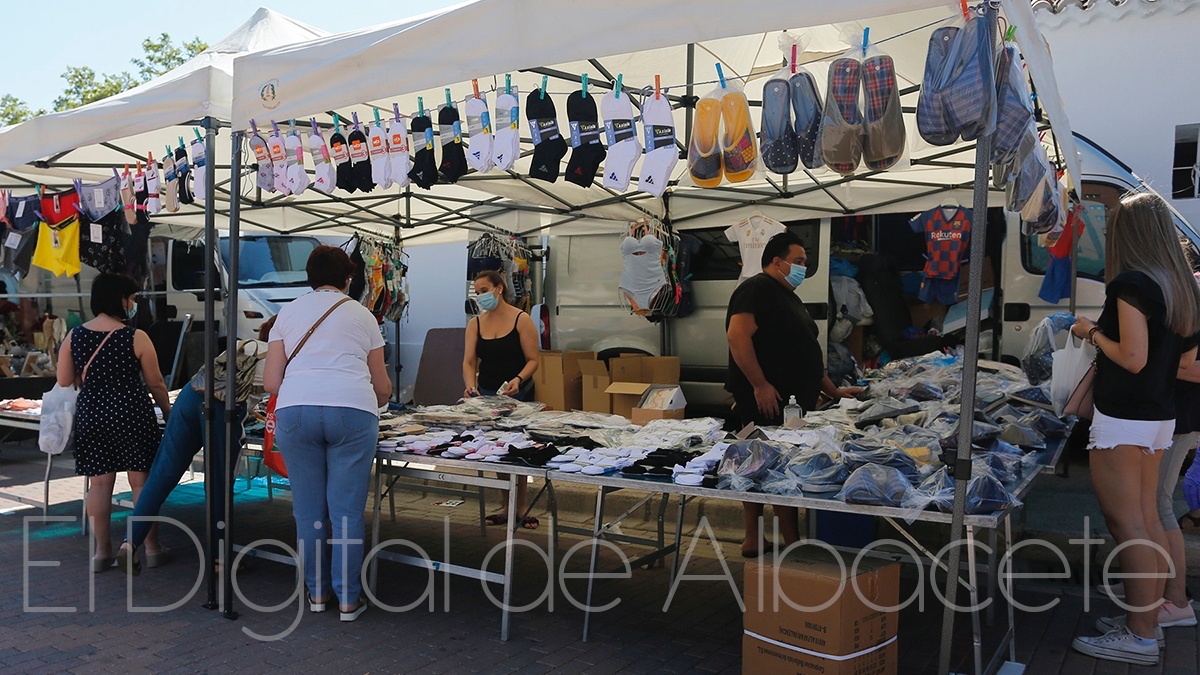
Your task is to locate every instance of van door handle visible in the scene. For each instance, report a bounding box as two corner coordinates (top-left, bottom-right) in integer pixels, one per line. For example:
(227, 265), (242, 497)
(1003, 303), (1031, 322)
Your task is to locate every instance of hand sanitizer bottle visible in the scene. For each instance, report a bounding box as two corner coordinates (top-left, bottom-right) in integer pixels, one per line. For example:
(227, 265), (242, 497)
(783, 396), (802, 428)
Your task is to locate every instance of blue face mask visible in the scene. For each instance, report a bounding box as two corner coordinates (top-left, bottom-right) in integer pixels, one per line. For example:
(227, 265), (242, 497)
(476, 290), (499, 312)
(127, 302), (138, 320)
(784, 262), (807, 289)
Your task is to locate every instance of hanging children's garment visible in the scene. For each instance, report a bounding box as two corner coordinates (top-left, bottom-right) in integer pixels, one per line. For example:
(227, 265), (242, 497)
(346, 235), (409, 321)
(467, 233), (534, 313)
(909, 205), (972, 305)
(725, 213), (786, 284)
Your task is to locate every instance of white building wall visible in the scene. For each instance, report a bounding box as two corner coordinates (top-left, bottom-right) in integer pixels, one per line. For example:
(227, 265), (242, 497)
(1036, 0), (1200, 226)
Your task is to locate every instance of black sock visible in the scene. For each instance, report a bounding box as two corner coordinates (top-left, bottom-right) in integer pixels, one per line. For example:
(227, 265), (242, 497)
(564, 90), (607, 187)
(407, 115), (438, 190)
(438, 104), (469, 184)
(175, 147), (194, 204)
(347, 127), (375, 192)
(331, 130), (356, 193)
(526, 89), (567, 182)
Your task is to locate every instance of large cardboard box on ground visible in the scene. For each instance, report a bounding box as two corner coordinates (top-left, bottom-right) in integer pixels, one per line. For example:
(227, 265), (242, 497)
(742, 549), (898, 675)
(585, 355), (681, 418)
(533, 350), (594, 411)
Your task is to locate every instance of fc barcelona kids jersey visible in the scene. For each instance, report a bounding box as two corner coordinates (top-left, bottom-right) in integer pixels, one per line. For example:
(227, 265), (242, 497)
(910, 206), (972, 280)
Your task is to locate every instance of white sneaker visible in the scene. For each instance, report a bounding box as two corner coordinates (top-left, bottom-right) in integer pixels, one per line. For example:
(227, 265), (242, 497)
(1094, 615), (1164, 649)
(1073, 626), (1160, 666)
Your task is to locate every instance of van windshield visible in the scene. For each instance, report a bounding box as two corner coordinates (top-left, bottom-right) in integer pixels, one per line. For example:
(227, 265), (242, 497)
(219, 236), (318, 288)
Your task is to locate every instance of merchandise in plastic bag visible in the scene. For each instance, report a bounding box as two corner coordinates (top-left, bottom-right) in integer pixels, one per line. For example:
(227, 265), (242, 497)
(899, 466), (956, 521)
(456, 395), (544, 419)
(939, 419), (1002, 451)
(873, 424), (943, 467)
(791, 450), (850, 493)
(854, 397), (921, 429)
(892, 380), (945, 402)
(717, 440), (784, 492)
(841, 438), (922, 482)
(964, 473), (1020, 514)
(999, 422), (1046, 452)
(820, 40), (865, 175)
(688, 85), (726, 188)
(1018, 409), (1069, 439)
(916, 13), (996, 146)
(838, 464), (912, 507)
(1021, 312), (1075, 385)
(991, 42), (1035, 167)
(39, 383), (78, 456)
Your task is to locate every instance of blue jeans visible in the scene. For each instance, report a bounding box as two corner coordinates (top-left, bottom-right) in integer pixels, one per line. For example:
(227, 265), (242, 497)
(129, 385), (245, 549)
(276, 405), (379, 605)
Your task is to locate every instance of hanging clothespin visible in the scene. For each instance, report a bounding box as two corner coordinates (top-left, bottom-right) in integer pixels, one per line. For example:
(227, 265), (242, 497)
(136, 160), (142, 174)
(124, 163), (131, 177)
(715, 64), (726, 89)
(112, 167), (121, 182)
(960, 0), (970, 20)
(615, 74), (623, 99)
(581, 74), (588, 98)
(178, 137), (186, 150)
(393, 103), (401, 123)
(471, 79), (480, 100)
(165, 146), (173, 160)
(373, 108), (382, 128)
(192, 128), (203, 143)
(418, 98), (425, 117)
(333, 113), (342, 133)
(862, 28), (870, 57)
(655, 75), (661, 100)
(540, 76), (547, 99)
(289, 119), (297, 136)
(147, 151), (154, 167)
(791, 44), (797, 74)
(310, 118), (319, 135)
(270, 120), (281, 136)
(445, 88), (453, 109)
(250, 119), (259, 136)
(351, 112), (360, 130)
(505, 74), (511, 95)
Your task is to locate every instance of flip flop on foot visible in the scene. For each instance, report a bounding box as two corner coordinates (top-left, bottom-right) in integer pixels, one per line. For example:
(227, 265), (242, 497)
(340, 599), (368, 622)
(522, 516), (540, 530)
(484, 513), (508, 526)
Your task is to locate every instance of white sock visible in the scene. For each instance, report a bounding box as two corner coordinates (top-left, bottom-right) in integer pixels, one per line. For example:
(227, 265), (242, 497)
(249, 134), (274, 192)
(601, 91), (641, 191)
(388, 120), (411, 189)
(190, 138), (208, 202)
(268, 132), (290, 195)
(637, 95), (678, 197)
(145, 163), (162, 215)
(492, 88), (520, 172)
(285, 134), (310, 195)
(464, 95), (494, 173)
(308, 133), (336, 195)
(369, 125), (392, 189)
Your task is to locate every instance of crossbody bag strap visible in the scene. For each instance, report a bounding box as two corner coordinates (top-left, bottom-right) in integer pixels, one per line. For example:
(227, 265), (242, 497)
(285, 297), (354, 369)
(79, 328), (119, 385)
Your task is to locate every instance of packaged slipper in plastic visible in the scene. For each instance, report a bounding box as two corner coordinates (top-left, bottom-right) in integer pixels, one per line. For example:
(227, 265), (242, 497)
(838, 464), (912, 507)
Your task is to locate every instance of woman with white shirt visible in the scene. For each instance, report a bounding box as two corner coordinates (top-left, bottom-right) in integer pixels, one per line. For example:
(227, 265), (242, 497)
(264, 245), (392, 622)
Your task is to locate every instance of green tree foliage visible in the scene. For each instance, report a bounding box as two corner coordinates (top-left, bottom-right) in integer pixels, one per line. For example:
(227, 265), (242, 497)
(1, 34), (208, 124)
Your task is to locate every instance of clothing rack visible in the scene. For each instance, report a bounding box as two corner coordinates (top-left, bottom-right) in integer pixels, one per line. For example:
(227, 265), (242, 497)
(467, 232), (534, 312)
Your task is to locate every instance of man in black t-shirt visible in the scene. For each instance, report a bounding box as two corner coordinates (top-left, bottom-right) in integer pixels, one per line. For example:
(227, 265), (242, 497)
(725, 231), (861, 557)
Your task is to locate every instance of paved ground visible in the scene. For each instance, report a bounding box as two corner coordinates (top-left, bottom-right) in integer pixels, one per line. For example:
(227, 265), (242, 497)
(2, 438), (1198, 674)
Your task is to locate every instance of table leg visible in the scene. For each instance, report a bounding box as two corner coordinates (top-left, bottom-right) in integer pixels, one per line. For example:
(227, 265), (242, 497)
(966, 525), (983, 675)
(266, 463), (273, 501)
(478, 471), (487, 536)
(500, 473), (518, 642)
(671, 495), (687, 585)
(43, 453), (52, 520)
(582, 486), (607, 643)
(987, 528), (998, 627)
(369, 458), (383, 594)
(1005, 514), (1017, 663)
(655, 493), (668, 568)
(547, 480), (559, 557)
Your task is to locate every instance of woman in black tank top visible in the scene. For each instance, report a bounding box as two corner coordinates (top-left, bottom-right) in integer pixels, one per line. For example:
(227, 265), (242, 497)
(463, 270), (540, 528)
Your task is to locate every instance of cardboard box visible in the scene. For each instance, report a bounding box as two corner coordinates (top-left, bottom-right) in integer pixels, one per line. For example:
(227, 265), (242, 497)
(630, 385), (687, 425)
(579, 359), (613, 414)
(580, 355), (681, 417)
(533, 350), (595, 411)
(742, 632), (897, 675)
(743, 549), (898, 662)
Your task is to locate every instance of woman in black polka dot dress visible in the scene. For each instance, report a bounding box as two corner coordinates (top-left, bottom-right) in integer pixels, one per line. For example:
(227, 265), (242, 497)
(56, 274), (172, 571)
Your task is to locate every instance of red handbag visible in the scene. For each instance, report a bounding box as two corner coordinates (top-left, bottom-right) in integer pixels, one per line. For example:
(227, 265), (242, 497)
(261, 297), (353, 478)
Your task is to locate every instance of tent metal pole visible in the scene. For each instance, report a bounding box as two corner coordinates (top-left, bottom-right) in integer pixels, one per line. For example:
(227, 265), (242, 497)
(200, 117), (220, 613)
(937, 6), (995, 674)
(684, 44), (696, 155)
(395, 188), (409, 401)
(221, 130), (243, 620)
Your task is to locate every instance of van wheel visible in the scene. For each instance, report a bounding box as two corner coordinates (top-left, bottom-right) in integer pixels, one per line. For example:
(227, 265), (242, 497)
(597, 348), (650, 363)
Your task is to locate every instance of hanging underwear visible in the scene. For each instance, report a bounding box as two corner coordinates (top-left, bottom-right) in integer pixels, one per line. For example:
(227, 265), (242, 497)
(32, 215), (82, 277)
(2, 227), (37, 277)
(6, 195), (40, 232)
(619, 235), (668, 315)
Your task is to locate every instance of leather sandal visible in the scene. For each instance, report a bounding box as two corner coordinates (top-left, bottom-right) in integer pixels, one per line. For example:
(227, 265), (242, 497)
(116, 543), (141, 577)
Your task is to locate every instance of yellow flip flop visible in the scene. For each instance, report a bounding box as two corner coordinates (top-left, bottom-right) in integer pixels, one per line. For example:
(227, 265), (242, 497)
(721, 88), (758, 183)
(687, 96), (723, 188)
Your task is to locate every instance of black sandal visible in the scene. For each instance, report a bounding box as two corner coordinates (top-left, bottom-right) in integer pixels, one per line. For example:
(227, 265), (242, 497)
(484, 513), (508, 526)
(522, 516), (539, 530)
(1179, 513), (1200, 530)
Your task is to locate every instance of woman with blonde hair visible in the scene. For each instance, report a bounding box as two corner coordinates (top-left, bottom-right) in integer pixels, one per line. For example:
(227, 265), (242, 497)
(1071, 192), (1200, 666)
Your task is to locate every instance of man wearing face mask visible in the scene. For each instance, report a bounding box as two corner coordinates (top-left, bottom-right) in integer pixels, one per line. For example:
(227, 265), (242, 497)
(725, 232), (861, 557)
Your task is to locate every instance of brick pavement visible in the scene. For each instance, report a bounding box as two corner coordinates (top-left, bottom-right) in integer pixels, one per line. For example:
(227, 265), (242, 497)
(2, 440), (1199, 674)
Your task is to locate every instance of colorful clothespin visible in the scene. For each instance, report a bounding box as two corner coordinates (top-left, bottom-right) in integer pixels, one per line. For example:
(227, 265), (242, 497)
(289, 119), (297, 135)
(333, 113), (342, 133)
(310, 118), (319, 135)
(581, 74), (588, 98)
(165, 145), (173, 159)
(417, 98), (425, 117)
(715, 64), (726, 89)
(1005, 25), (1016, 42)
(393, 103), (401, 122)
(445, 88), (453, 109)
(112, 167), (121, 181)
(862, 27), (870, 57)
(471, 79), (480, 99)
(615, 74), (623, 99)
(250, 119), (259, 136)
(540, 76), (547, 99)
(373, 108), (382, 127)
(655, 75), (661, 99)
(192, 128), (203, 142)
(791, 44), (797, 74)
(178, 137), (186, 150)
(351, 112), (360, 129)
(147, 151), (154, 167)
(270, 120), (281, 136)
(505, 74), (511, 95)
(960, 0), (970, 19)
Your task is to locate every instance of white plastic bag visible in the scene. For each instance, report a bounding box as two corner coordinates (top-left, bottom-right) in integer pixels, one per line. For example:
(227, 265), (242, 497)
(39, 383), (78, 456)
(1051, 333), (1094, 416)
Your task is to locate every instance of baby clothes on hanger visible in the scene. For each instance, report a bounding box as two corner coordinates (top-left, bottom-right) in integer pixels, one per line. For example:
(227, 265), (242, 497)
(725, 214), (786, 283)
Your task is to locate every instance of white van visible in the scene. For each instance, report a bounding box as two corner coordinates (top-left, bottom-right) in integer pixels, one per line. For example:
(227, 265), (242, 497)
(541, 135), (1200, 411)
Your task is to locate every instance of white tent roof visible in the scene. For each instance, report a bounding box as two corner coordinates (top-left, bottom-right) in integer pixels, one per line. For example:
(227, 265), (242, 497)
(0, 8), (326, 171)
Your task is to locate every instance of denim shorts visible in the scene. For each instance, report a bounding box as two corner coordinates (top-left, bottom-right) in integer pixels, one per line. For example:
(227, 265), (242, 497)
(1088, 409), (1175, 452)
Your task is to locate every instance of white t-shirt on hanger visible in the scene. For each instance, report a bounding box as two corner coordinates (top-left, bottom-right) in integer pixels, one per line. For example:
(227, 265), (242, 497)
(725, 215), (787, 283)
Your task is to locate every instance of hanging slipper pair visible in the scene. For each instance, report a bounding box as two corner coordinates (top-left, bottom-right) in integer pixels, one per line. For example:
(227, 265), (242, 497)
(760, 69), (825, 174)
(687, 79), (759, 187)
(820, 42), (906, 175)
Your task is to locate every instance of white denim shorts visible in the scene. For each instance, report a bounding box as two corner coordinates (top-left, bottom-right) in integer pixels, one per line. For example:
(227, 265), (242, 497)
(1088, 409), (1175, 452)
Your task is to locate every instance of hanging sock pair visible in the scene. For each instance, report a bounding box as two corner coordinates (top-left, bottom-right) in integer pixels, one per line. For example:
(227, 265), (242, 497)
(268, 127), (291, 195)
(388, 118), (411, 189)
(175, 145), (195, 205)
(348, 123), (374, 192)
(190, 136), (207, 202)
(145, 157), (162, 215)
(161, 153), (180, 213)
(408, 114), (438, 189)
(526, 89), (568, 182)
(565, 91), (606, 188)
(369, 123), (391, 189)
(285, 132), (310, 195)
(638, 94), (678, 197)
(464, 94), (493, 174)
(492, 87), (520, 172)
(601, 91), (640, 191)
(438, 104), (468, 183)
(249, 126), (274, 193)
(330, 124), (355, 192)
(119, 168), (137, 225)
